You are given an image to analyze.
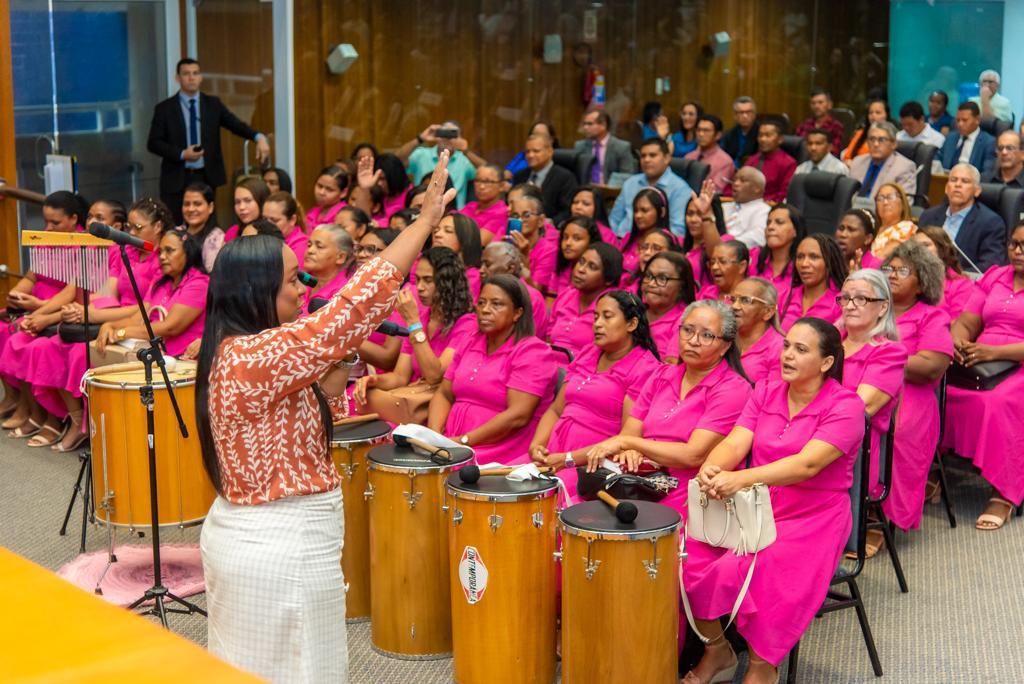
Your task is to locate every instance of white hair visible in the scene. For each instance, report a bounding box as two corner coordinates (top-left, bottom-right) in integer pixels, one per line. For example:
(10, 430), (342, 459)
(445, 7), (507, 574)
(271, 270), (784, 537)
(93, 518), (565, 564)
(868, 120), (899, 142)
(950, 162), (981, 186)
(980, 69), (1001, 84)
(844, 269), (899, 341)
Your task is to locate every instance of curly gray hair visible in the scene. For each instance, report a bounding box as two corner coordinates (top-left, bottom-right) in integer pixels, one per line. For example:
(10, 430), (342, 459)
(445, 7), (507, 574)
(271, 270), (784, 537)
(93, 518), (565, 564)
(885, 240), (945, 306)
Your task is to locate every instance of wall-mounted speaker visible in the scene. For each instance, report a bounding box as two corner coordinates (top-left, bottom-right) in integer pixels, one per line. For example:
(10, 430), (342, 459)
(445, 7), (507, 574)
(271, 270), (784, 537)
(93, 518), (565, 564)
(327, 43), (359, 75)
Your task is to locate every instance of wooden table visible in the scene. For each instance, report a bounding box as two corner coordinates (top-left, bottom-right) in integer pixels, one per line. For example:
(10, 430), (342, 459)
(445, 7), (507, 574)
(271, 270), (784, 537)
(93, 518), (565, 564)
(0, 548), (261, 682)
(928, 171), (949, 208)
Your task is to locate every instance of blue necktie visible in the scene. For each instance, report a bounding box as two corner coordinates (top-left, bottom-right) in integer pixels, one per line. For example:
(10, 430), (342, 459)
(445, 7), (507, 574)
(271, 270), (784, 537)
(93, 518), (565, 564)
(860, 161), (881, 197)
(188, 98), (198, 147)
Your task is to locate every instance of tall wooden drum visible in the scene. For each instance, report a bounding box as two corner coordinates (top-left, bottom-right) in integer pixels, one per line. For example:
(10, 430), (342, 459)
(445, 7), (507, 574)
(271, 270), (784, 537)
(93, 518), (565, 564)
(559, 500), (681, 684)
(446, 473), (559, 684)
(366, 442), (472, 659)
(330, 419), (390, 622)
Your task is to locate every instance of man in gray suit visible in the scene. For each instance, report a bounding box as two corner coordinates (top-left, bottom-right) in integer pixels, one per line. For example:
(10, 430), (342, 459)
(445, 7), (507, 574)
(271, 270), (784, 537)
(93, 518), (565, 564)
(849, 121), (918, 200)
(573, 109), (637, 184)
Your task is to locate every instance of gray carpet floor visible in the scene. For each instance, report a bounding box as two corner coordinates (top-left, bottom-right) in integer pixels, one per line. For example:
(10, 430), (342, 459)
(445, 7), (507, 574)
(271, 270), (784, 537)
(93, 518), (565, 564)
(2, 436), (1023, 683)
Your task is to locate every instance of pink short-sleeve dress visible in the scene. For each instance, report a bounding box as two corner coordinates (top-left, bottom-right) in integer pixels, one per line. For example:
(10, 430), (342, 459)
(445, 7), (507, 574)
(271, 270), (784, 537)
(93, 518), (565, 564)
(0, 272), (74, 392)
(748, 248), (793, 314)
(382, 188), (410, 221)
(941, 270), (975, 323)
(629, 360), (752, 515)
(302, 269), (352, 316)
(527, 231), (560, 295)
(943, 265), (1024, 504)
(780, 284), (842, 331)
(524, 281), (550, 339)
(400, 311), (476, 383)
(545, 267), (572, 297)
(888, 302), (953, 530)
(741, 327), (784, 385)
(305, 202), (346, 232)
(687, 247), (712, 288)
(548, 287), (605, 359)
(442, 332), (558, 464)
(143, 269), (210, 356)
(459, 201), (508, 240)
(284, 228), (309, 270)
(648, 302), (687, 361)
(682, 379), (866, 666)
(842, 339), (908, 493)
(546, 344), (661, 502)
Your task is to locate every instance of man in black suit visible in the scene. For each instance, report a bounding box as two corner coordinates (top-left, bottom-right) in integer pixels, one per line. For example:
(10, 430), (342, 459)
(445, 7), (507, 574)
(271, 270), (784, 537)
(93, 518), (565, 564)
(721, 96), (759, 167)
(512, 134), (578, 224)
(147, 58), (270, 223)
(918, 162), (1007, 274)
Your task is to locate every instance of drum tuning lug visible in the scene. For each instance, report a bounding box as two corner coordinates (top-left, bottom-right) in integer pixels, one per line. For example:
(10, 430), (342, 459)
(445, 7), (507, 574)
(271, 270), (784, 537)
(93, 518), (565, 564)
(552, 551), (563, 562)
(339, 463), (356, 479)
(642, 559), (661, 580)
(343, 581), (350, 594)
(532, 511), (544, 528)
(403, 491), (423, 509)
(363, 483), (375, 500)
(583, 538), (601, 580)
(452, 509), (463, 526)
(489, 514), (503, 532)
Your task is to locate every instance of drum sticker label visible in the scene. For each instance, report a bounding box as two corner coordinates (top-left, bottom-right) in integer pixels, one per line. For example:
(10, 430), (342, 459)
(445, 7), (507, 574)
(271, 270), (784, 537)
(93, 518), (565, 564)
(459, 546), (489, 604)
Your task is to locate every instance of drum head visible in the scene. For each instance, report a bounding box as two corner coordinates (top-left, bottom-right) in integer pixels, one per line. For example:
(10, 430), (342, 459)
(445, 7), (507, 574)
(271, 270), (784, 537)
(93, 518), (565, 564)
(560, 500), (680, 536)
(87, 364), (196, 389)
(446, 471), (559, 499)
(368, 442), (473, 470)
(331, 420), (391, 444)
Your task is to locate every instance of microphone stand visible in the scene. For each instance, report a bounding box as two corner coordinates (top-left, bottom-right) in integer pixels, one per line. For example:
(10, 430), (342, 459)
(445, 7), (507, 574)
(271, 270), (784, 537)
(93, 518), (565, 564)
(116, 244), (205, 627)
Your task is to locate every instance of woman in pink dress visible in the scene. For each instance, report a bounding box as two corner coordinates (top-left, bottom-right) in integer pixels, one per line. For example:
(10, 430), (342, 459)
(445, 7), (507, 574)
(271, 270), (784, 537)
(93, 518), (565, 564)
(431, 213), (483, 298)
(373, 153), (412, 221)
(883, 242), (953, 531)
(25, 198), (166, 451)
(300, 225), (356, 315)
(945, 224), (1024, 530)
(839, 268), (907, 556)
(569, 185), (618, 245)
(639, 252), (697, 363)
(780, 234), (847, 330)
(304, 164), (350, 231)
(93, 230), (209, 358)
(834, 208), (877, 273)
(480, 241), (550, 338)
(529, 291), (661, 501)
(548, 243), (623, 358)
(180, 182), (225, 272)
(459, 164), (508, 244)
(728, 277), (784, 385)
(352, 247), (475, 407)
(912, 225), (977, 322)
(749, 203), (807, 314)
(335, 205), (373, 245)
(0, 191), (87, 443)
(428, 275), (558, 464)
(683, 318), (866, 683)
(263, 192), (309, 270)
(620, 188), (670, 275)
(699, 241), (750, 300)
(347, 228), (407, 373)
(584, 299), (752, 517)
(223, 177), (270, 242)
(621, 228), (679, 289)
(547, 216), (603, 296)
(682, 191), (724, 289)
(508, 191), (559, 296)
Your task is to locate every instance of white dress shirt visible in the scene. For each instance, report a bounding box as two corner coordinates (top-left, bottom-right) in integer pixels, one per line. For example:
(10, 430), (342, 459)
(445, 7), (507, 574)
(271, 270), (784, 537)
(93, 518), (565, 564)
(794, 154), (850, 176)
(724, 198), (771, 248)
(897, 125), (946, 149)
(958, 128), (980, 165)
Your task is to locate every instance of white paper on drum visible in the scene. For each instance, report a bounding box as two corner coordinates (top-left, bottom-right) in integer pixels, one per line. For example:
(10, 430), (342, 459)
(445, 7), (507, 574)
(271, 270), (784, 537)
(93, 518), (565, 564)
(459, 546), (489, 604)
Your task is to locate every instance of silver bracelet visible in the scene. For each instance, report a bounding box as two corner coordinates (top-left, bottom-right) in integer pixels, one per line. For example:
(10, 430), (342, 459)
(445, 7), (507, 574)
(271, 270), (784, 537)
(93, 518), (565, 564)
(341, 352), (361, 368)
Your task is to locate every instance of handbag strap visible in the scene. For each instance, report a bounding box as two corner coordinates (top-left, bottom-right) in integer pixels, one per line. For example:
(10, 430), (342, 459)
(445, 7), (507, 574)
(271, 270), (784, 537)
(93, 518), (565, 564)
(679, 487), (764, 644)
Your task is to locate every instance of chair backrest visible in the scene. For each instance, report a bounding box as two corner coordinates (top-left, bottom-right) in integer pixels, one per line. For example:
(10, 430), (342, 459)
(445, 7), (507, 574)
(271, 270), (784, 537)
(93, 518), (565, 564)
(936, 372), (948, 445)
(760, 113), (791, 134)
(980, 115), (1012, 138)
(843, 416), (873, 574)
(669, 158), (710, 192)
(554, 366), (567, 397)
(553, 148), (579, 179)
(785, 171), (863, 235)
(871, 410), (898, 504)
(549, 344), (575, 365)
(781, 135), (809, 164)
(831, 108), (857, 147)
(977, 182), (1024, 237)
(911, 143), (938, 208)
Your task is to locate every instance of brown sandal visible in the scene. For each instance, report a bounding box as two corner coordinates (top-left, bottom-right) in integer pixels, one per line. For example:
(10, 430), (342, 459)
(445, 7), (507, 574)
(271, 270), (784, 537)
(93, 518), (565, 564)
(27, 422), (67, 448)
(976, 497), (1014, 531)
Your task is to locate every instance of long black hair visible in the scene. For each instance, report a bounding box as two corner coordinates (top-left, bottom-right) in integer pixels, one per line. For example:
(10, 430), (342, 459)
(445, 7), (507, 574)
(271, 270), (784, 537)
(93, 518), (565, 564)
(598, 290), (660, 361)
(152, 229), (204, 287)
(571, 185), (609, 225)
(263, 167), (293, 193)
(790, 233), (848, 289)
(374, 153), (411, 198)
(623, 187), (670, 253)
(556, 216), (603, 275)
(44, 190), (88, 227)
(480, 273), (534, 341)
(756, 203), (807, 275)
(196, 236), (333, 494)
(448, 214), (483, 268)
(422, 246), (473, 331)
(791, 316), (845, 383)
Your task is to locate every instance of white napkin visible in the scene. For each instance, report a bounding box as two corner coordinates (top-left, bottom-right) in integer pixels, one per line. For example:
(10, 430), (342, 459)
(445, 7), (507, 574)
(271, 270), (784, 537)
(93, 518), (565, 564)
(391, 423), (475, 458)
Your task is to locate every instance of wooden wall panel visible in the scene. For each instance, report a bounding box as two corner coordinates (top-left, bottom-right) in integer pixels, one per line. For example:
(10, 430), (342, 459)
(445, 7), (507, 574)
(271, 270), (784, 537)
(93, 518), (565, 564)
(288, 0), (888, 210)
(0, 0), (20, 293)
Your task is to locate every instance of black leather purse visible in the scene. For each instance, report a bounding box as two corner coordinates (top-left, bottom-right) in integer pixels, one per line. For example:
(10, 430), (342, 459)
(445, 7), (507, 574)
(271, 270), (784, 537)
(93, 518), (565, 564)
(576, 466), (679, 503)
(58, 323), (102, 344)
(947, 360), (1019, 391)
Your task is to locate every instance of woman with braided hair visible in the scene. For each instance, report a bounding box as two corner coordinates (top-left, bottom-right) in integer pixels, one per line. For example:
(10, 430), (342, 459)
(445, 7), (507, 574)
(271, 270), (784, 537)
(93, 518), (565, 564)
(780, 233), (848, 330)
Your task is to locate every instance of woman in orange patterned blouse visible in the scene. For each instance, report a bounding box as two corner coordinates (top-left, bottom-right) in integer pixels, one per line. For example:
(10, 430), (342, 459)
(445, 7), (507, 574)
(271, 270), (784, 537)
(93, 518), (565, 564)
(195, 153), (456, 682)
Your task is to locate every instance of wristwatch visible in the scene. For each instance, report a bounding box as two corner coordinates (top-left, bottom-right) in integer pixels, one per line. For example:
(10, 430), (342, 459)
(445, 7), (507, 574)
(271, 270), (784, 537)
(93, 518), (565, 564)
(459, 434), (470, 446)
(564, 452), (575, 469)
(412, 330), (427, 344)
(115, 328), (127, 340)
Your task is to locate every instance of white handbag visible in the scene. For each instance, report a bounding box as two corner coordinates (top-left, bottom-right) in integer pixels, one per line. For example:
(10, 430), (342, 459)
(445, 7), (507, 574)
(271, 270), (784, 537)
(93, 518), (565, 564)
(680, 479), (776, 643)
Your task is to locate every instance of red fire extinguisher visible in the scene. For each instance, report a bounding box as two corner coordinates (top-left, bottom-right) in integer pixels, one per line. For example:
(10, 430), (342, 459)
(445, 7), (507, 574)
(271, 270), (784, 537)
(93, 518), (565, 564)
(583, 66), (605, 107)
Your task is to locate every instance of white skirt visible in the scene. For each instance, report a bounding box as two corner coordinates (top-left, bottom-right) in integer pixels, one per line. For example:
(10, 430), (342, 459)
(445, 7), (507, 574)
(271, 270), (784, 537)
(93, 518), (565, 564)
(200, 488), (347, 683)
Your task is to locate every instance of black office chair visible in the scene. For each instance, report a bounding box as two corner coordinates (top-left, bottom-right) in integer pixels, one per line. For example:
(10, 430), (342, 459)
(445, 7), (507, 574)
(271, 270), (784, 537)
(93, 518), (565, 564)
(552, 148), (578, 178)
(785, 172), (862, 235)
(869, 411), (909, 593)
(781, 135), (809, 164)
(897, 142), (938, 208)
(786, 417), (883, 682)
(831, 108), (857, 147)
(930, 374), (956, 528)
(980, 115), (1012, 138)
(668, 158), (710, 192)
(977, 183), (1024, 237)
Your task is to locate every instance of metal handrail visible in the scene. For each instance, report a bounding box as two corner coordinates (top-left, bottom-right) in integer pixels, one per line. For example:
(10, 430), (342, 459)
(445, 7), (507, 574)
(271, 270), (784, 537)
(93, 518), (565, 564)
(0, 178), (46, 205)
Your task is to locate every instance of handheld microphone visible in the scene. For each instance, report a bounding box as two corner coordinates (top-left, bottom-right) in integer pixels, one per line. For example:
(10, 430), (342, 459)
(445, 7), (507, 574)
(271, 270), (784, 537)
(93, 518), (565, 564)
(596, 490), (639, 523)
(307, 297), (410, 337)
(458, 465), (555, 484)
(298, 271), (318, 288)
(88, 222), (155, 252)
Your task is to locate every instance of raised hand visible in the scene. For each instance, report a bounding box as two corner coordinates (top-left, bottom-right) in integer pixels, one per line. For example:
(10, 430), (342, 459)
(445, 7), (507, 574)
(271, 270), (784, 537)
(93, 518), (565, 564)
(417, 150), (457, 229)
(356, 154), (383, 190)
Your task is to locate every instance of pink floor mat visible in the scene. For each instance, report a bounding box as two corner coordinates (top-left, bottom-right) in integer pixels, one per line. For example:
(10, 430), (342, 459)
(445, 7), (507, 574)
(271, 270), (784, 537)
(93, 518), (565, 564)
(57, 543), (205, 606)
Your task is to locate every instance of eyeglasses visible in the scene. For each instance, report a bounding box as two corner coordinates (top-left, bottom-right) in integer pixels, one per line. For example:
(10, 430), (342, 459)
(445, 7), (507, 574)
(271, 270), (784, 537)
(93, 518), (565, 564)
(508, 212), (538, 220)
(354, 245), (382, 255)
(876, 193), (900, 204)
(474, 178), (502, 185)
(836, 294), (887, 308)
(708, 258), (740, 267)
(997, 145), (1021, 152)
(880, 265), (913, 278)
(724, 294), (768, 306)
(679, 324), (724, 345)
(1009, 240), (1024, 253)
(642, 273), (682, 287)
(867, 136), (894, 144)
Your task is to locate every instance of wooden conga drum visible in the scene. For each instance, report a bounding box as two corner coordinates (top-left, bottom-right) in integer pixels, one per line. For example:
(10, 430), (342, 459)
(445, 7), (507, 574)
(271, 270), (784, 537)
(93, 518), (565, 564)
(367, 442), (472, 659)
(559, 500), (681, 684)
(330, 419), (390, 622)
(446, 473), (559, 684)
